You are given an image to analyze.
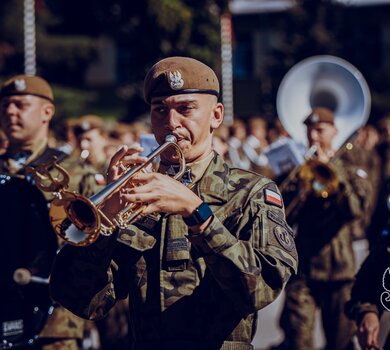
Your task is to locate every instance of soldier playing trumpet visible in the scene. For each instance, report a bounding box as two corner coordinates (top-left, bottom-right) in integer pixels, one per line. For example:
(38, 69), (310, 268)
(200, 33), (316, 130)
(48, 56), (298, 350)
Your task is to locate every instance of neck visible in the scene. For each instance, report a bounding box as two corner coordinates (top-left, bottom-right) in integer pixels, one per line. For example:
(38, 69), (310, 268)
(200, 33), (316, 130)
(8, 137), (48, 155)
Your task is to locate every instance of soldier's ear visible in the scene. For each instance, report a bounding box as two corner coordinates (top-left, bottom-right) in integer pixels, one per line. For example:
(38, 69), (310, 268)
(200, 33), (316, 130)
(41, 102), (55, 123)
(211, 102), (224, 131)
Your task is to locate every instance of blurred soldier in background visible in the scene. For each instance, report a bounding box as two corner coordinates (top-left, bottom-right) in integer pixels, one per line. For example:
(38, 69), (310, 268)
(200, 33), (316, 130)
(243, 116), (274, 178)
(340, 125), (381, 242)
(211, 123), (230, 160)
(110, 122), (137, 146)
(0, 75), (102, 350)
(267, 118), (290, 144)
(277, 107), (373, 350)
(227, 117), (251, 170)
(73, 114), (111, 175)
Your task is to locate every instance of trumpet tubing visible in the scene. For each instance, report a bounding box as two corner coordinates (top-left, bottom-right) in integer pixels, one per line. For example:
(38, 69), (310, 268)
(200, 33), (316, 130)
(298, 160), (339, 199)
(31, 135), (186, 246)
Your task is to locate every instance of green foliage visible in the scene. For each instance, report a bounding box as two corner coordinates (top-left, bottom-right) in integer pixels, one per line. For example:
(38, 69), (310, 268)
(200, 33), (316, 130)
(52, 85), (124, 122)
(0, 0), (229, 121)
(51, 85), (96, 121)
(37, 35), (97, 85)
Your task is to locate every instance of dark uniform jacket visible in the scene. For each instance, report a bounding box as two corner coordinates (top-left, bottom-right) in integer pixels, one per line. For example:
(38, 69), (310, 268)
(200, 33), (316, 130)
(50, 153), (298, 350)
(288, 157), (372, 281)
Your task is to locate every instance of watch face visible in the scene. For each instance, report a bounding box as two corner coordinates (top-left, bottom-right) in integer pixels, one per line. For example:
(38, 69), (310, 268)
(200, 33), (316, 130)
(184, 202), (213, 226)
(195, 203), (213, 223)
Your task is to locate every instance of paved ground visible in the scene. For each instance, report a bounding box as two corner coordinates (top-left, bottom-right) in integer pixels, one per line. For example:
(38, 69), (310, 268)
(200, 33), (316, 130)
(252, 291), (325, 350)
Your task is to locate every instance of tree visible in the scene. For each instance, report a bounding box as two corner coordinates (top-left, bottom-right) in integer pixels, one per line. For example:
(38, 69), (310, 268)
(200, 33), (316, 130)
(0, 0), (229, 122)
(44, 0), (229, 120)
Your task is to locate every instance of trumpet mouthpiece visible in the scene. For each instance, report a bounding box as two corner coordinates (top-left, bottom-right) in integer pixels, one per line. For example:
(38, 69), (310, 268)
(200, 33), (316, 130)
(165, 135), (177, 143)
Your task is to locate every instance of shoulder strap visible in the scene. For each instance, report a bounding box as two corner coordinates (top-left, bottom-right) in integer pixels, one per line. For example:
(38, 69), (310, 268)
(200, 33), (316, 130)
(18, 148), (69, 175)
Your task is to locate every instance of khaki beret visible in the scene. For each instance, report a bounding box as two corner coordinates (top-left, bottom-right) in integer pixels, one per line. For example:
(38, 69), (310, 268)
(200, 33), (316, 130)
(0, 75), (54, 102)
(143, 56), (219, 104)
(303, 107), (335, 126)
(73, 115), (106, 136)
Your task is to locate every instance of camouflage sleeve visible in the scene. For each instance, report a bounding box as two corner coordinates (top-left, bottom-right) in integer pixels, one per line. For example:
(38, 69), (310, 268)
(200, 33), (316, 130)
(189, 179), (298, 314)
(50, 233), (121, 320)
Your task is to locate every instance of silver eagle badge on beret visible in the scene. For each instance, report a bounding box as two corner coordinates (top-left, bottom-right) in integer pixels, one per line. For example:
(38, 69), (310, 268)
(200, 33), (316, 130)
(14, 79), (26, 91)
(311, 113), (319, 123)
(168, 71), (184, 90)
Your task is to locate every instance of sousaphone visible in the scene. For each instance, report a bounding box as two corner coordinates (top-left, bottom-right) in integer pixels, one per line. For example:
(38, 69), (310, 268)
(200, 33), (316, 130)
(276, 55), (371, 149)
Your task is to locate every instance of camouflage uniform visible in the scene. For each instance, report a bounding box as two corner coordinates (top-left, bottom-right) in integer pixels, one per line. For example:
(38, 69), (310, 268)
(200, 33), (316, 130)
(340, 144), (381, 241)
(0, 144), (104, 350)
(279, 157), (373, 350)
(50, 152), (298, 350)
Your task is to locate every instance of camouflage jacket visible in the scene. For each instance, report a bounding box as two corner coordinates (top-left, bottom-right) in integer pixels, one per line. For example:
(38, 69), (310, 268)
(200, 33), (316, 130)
(0, 146), (104, 340)
(341, 145), (381, 240)
(290, 156), (373, 281)
(50, 153), (298, 350)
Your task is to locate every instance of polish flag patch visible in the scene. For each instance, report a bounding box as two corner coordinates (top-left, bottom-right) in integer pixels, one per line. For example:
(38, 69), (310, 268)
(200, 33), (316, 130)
(264, 189), (282, 207)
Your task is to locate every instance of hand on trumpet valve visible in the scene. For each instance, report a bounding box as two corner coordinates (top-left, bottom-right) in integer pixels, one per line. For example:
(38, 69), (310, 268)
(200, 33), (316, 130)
(311, 143), (334, 163)
(106, 144), (148, 182)
(118, 171), (202, 218)
(101, 144), (148, 221)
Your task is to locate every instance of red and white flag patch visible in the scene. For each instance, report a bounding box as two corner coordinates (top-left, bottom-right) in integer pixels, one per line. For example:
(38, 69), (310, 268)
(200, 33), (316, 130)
(264, 188), (282, 207)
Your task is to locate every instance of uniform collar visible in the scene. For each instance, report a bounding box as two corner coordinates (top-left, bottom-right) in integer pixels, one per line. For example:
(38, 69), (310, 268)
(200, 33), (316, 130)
(2, 139), (49, 174)
(195, 152), (229, 204)
(158, 151), (230, 204)
(159, 151), (215, 187)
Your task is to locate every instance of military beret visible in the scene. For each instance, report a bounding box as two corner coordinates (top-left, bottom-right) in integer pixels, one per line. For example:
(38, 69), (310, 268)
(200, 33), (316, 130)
(0, 75), (54, 103)
(143, 56), (220, 104)
(303, 107), (335, 126)
(73, 115), (106, 136)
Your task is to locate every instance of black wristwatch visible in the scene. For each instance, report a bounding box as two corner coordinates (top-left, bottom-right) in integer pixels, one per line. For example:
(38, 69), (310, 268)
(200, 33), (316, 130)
(183, 202), (213, 226)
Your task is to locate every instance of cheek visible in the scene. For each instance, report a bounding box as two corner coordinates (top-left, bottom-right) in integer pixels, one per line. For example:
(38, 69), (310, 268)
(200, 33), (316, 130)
(151, 122), (165, 144)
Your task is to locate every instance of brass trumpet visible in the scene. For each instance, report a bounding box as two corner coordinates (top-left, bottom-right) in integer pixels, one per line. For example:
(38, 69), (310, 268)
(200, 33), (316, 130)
(280, 157), (339, 219)
(280, 139), (356, 219)
(29, 135), (185, 246)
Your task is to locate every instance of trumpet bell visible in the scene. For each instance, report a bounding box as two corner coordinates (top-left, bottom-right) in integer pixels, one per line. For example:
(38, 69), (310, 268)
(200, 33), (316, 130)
(298, 160), (339, 199)
(50, 193), (101, 246)
(28, 134), (186, 247)
(277, 55), (371, 149)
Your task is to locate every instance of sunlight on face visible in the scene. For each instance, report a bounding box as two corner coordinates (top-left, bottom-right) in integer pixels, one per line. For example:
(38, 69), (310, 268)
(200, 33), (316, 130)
(307, 122), (338, 151)
(150, 93), (223, 163)
(0, 95), (52, 145)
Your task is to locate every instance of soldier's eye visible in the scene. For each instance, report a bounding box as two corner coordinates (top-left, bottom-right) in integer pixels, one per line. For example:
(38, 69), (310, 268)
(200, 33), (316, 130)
(178, 106), (192, 114)
(152, 106), (166, 115)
